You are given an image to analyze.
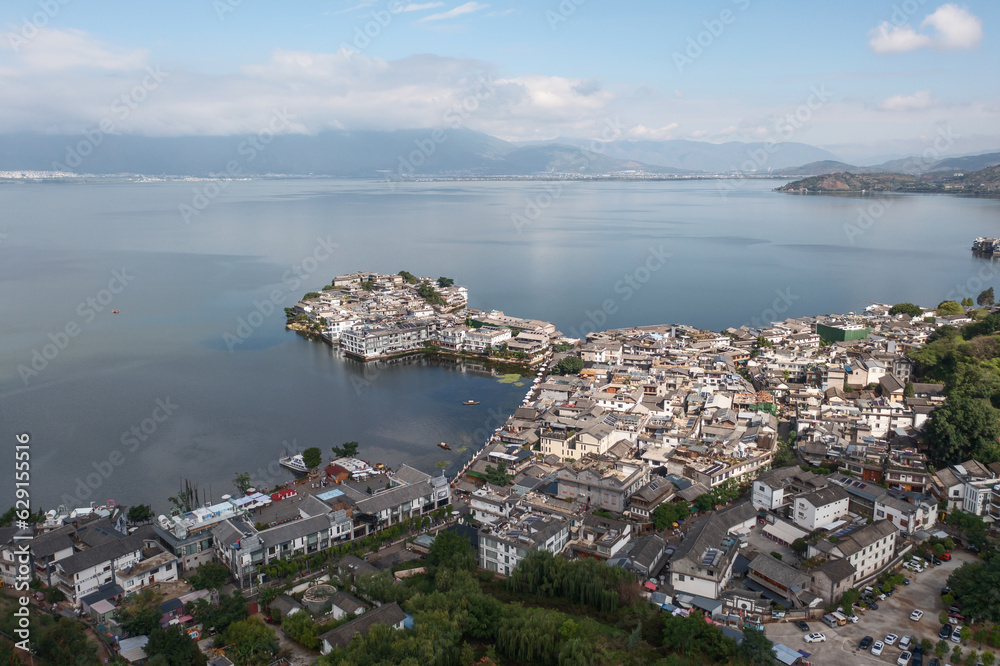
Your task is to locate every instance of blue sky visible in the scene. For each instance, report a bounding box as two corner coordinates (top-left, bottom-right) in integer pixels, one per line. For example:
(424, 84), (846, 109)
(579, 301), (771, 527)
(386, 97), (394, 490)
(1, 0), (996, 160)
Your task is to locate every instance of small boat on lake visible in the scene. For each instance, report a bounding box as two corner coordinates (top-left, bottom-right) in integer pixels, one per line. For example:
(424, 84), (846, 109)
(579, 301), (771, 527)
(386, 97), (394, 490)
(462, 400), (480, 405)
(438, 442), (452, 450)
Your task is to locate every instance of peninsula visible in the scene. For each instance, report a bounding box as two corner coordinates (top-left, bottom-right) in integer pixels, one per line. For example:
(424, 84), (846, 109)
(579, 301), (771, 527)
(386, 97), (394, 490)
(776, 164), (1000, 195)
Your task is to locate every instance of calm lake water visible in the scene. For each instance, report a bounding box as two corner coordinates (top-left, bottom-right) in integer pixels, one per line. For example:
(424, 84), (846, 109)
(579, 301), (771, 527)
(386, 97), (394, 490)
(1, 178), (999, 511)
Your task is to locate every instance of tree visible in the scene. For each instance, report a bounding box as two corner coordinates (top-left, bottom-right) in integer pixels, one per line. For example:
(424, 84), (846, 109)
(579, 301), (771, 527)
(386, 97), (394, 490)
(937, 640), (950, 658)
(922, 394), (1000, 467)
(398, 270), (418, 284)
(904, 381), (915, 398)
(281, 610), (320, 650)
(118, 588), (164, 637)
(553, 356), (584, 375)
(962, 626), (974, 642)
(978, 287), (995, 307)
(34, 616), (100, 666)
(693, 493), (715, 512)
(891, 302), (924, 317)
(934, 543), (946, 557)
(147, 625), (207, 666)
(232, 472), (253, 495)
(485, 461), (513, 486)
(302, 447), (322, 470)
(938, 300), (964, 316)
(791, 538), (808, 555)
(962, 297), (975, 308)
(738, 626), (779, 666)
(187, 561), (230, 590)
(652, 501), (691, 530)
(983, 651), (996, 666)
(428, 529), (476, 574)
(954, 644), (964, 663)
(127, 504), (153, 525)
(332, 441), (359, 458)
(220, 617), (278, 666)
(188, 591), (248, 635)
(437, 276), (454, 287)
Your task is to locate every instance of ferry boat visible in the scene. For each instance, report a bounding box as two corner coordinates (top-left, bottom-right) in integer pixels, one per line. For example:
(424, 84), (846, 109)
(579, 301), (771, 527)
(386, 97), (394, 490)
(438, 442), (452, 450)
(462, 400), (480, 405)
(278, 454), (309, 473)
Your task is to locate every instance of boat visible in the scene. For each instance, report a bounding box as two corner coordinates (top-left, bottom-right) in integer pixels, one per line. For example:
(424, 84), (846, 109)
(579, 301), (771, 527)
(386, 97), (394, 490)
(462, 400), (480, 405)
(112, 310), (120, 314)
(438, 442), (452, 450)
(278, 454), (309, 473)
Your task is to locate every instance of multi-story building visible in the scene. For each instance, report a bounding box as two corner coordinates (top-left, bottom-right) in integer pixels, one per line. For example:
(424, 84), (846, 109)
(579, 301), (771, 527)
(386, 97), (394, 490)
(873, 492), (936, 536)
(341, 322), (437, 360)
(792, 486), (850, 531)
(553, 457), (649, 513)
(669, 513), (741, 598)
(478, 510), (570, 576)
(808, 520), (897, 582)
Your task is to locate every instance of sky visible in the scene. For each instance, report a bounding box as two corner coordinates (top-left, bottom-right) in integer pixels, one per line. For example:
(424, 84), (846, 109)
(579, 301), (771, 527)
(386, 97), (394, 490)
(0, 0), (997, 161)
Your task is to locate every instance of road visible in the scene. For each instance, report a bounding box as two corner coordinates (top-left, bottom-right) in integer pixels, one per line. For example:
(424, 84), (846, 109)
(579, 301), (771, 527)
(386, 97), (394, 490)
(764, 550), (978, 665)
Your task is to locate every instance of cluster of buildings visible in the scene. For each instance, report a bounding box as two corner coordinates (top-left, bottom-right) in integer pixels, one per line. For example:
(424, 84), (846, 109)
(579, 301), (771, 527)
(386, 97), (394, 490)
(292, 271), (558, 362)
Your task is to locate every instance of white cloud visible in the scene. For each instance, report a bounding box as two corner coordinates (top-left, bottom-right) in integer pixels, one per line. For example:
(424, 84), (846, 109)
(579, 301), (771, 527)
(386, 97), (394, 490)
(419, 1), (488, 22)
(869, 3), (982, 53)
(716, 125), (739, 136)
(690, 129), (709, 138)
(1, 28), (148, 71)
(396, 2), (445, 12)
(625, 123), (679, 140)
(879, 90), (935, 111)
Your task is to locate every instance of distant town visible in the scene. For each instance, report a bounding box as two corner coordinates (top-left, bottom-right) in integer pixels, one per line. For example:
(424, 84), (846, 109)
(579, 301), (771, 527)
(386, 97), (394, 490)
(4, 274), (1000, 665)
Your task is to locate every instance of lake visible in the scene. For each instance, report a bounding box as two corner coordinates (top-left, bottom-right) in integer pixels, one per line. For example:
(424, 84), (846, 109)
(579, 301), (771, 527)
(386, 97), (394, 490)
(1, 178), (998, 510)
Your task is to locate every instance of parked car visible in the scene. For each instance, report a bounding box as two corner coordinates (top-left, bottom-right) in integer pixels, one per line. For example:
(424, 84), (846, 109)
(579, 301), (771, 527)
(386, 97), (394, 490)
(794, 620), (810, 631)
(804, 633), (826, 643)
(859, 636), (874, 650)
(933, 557), (943, 565)
(952, 625), (963, 643)
(885, 633), (899, 645)
(941, 586), (951, 596)
(903, 577), (911, 585)
(928, 658), (940, 666)
(940, 624), (954, 640)
(910, 609), (924, 622)
(867, 601), (879, 610)
(900, 635), (913, 650)
(847, 614), (859, 623)
(940, 552), (951, 561)
(898, 652), (912, 666)
(872, 641), (885, 656)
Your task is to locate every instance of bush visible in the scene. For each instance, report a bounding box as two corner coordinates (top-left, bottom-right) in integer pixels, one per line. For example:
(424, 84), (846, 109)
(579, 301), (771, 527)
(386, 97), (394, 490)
(770, 552), (782, 560)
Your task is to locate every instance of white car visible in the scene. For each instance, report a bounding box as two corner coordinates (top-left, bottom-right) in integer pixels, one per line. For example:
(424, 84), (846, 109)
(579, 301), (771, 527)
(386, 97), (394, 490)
(847, 614), (860, 623)
(897, 651), (912, 666)
(910, 609), (924, 622)
(885, 633), (898, 645)
(899, 635), (912, 650)
(804, 633), (827, 643)
(872, 640), (885, 656)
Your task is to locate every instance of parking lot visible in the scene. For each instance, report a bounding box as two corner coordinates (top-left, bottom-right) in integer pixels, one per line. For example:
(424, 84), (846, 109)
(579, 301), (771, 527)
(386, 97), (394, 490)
(764, 550), (977, 665)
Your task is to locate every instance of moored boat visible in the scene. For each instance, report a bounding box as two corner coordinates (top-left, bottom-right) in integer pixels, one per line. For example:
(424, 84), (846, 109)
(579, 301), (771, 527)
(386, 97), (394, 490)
(279, 454), (309, 473)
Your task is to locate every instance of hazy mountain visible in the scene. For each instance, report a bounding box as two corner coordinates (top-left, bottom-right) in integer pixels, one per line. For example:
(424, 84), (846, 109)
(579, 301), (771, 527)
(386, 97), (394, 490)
(776, 165), (1000, 195)
(0, 130), (681, 177)
(515, 137), (840, 172)
(776, 151), (1000, 178)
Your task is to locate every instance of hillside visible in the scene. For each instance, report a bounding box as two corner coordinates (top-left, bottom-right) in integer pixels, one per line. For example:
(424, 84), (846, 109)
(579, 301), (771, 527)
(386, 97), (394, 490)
(776, 164), (1000, 195)
(776, 151), (1000, 178)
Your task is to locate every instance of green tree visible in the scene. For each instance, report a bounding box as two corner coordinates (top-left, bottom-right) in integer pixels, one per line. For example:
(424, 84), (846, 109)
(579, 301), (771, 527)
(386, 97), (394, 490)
(117, 587), (164, 637)
(938, 300), (964, 316)
(187, 561), (230, 590)
(188, 590), (248, 635)
(922, 394), (1000, 467)
(979, 287), (995, 307)
(302, 446), (322, 470)
(437, 276), (455, 287)
(147, 625), (207, 666)
(485, 461), (513, 486)
(962, 297), (975, 308)
(34, 616), (100, 666)
(963, 626), (974, 642)
(791, 538), (808, 555)
(281, 610), (320, 650)
(398, 270), (418, 284)
(934, 543), (946, 557)
(983, 651), (996, 666)
(652, 501), (691, 530)
(738, 626), (779, 666)
(219, 617), (279, 666)
(127, 503), (153, 525)
(904, 381), (915, 398)
(891, 302), (924, 317)
(332, 441), (359, 458)
(232, 472), (253, 495)
(554, 356), (584, 375)
(937, 639), (950, 658)
(954, 644), (964, 663)
(428, 529), (476, 574)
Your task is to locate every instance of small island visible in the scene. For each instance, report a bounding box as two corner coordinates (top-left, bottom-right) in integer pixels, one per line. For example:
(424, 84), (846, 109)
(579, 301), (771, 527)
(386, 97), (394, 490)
(776, 164), (1000, 195)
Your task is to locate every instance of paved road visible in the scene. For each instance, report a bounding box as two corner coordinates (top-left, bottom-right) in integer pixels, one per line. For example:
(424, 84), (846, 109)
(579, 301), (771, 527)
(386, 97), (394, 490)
(765, 550), (977, 665)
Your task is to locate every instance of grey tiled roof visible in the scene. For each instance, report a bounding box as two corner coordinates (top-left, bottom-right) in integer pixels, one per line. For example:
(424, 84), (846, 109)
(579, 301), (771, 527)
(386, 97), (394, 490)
(320, 602), (407, 650)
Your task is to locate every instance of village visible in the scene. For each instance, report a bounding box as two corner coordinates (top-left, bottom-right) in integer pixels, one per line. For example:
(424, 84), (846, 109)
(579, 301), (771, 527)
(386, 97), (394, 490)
(3, 281), (1000, 665)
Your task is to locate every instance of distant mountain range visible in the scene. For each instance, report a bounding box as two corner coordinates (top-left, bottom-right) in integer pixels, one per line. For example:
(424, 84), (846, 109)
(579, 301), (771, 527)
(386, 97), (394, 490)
(1, 129), (997, 180)
(773, 151), (1000, 177)
(776, 164), (1000, 195)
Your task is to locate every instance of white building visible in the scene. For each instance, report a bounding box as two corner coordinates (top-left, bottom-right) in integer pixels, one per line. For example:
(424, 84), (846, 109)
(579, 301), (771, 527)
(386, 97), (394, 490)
(792, 486), (850, 531)
(478, 512), (570, 576)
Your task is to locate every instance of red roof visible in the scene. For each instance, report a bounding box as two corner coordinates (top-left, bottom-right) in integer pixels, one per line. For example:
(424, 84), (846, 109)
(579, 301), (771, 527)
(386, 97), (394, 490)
(270, 489), (297, 501)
